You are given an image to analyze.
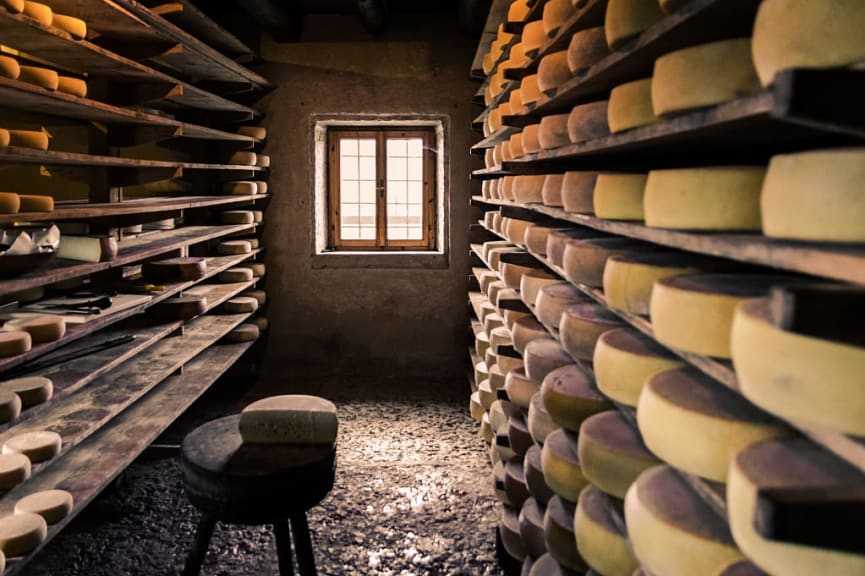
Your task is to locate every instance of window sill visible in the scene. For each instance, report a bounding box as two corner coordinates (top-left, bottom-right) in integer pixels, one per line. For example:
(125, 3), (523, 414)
(311, 251), (449, 269)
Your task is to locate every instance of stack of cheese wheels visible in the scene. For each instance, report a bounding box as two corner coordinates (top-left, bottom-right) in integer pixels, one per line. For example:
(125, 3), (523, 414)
(541, 174), (565, 207)
(592, 172), (647, 221)
(534, 282), (585, 329)
(524, 339), (572, 384)
(643, 166), (765, 230)
(568, 100), (610, 144)
(727, 437), (865, 576)
(538, 51), (572, 93)
(528, 391), (560, 447)
(575, 485), (639, 576)
(626, 465), (746, 576)
(513, 175), (546, 204)
(559, 302), (624, 361)
(538, 113), (570, 149)
(544, 495), (586, 571)
(542, 427), (588, 502)
(637, 367), (788, 482)
(541, 364), (610, 432)
(605, 0), (664, 49)
(608, 78), (656, 133)
(650, 274), (786, 358)
(561, 171), (599, 213)
(562, 236), (650, 287)
(568, 27), (610, 74)
(519, 497), (547, 559)
(593, 328), (682, 407)
(651, 38), (761, 116)
(752, 0), (865, 88)
(512, 315), (550, 354)
(732, 297), (865, 436)
(524, 442), (555, 504)
(761, 148), (865, 242)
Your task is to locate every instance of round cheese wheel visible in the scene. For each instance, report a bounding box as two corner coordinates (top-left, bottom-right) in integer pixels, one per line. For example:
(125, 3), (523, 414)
(0, 511), (47, 556)
(504, 217), (533, 245)
(224, 323), (260, 343)
(242, 290), (266, 306)
(605, 0), (664, 49)
(520, 271), (560, 311)
(512, 315), (551, 356)
(509, 133), (525, 159)
(728, 438), (865, 576)
(0, 0), (23, 13)
(732, 298), (865, 436)
(479, 379), (496, 412)
(567, 100), (610, 144)
(575, 485), (639, 576)
(0, 128), (8, 147)
(505, 367), (540, 410)
(223, 296), (259, 314)
(524, 225), (558, 255)
(0, 376), (52, 408)
(544, 495), (587, 571)
(528, 392), (560, 447)
(218, 268), (254, 283)
(522, 124), (541, 155)
(151, 295), (207, 321)
(223, 181), (257, 195)
(493, 461), (510, 503)
(470, 391), (484, 421)
(529, 553), (581, 575)
(501, 504), (527, 560)
(544, 0), (576, 36)
(9, 130), (49, 150)
(561, 171), (598, 214)
(22, 1), (51, 25)
(548, 230), (609, 270)
(0, 192), (20, 214)
(502, 262), (536, 291)
(644, 166), (765, 230)
(651, 38), (761, 116)
(559, 303), (624, 361)
(255, 181), (268, 195)
(638, 367), (787, 483)
(57, 76), (87, 97)
(0, 332), (32, 358)
(563, 237), (649, 288)
(593, 173), (646, 221)
(474, 361), (490, 389)
(476, 331), (491, 359)
(608, 78), (656, 133)
(237, 126), (266, 139)
(567, 26), (610, 73)
(761, 148), (865, 241)
(51, 13), (86, 38)
(483, 240), (511, 263)
(541, 364), (610, 432)
(504, 309), (531, 332)
(256, 154), (270, 168)
(15, 489), (73, 524)
(508, 414), (534, 460)
(229, 151), (257, 166)
(218, 240), (252, 255)
(241, 263), (266, 278)
(625, 465), (744, 576)
(524, 443), (555, 505)
(541, 428), (588, 502)
(0, 392), (21, 424)
(513, 175), (547, 204)
(650, 274), (783, 358)
(752, 0), (865, 87)
(17, 195), (53, 212)
(3, 430), (62, 463)
(505, 460), (531, 509)
(483, 313), (505, 334)
(519, 497), (547, 559)
(0, 56), (20, 80)
(142, 257), (206, 283)
(538, 114), (570, 150)
(0, 453), (30, 489)
(489, 325), (513, 353)
(541, 174), (565, 207)
(489, 107), (504, 133)
(6, 315), (65, 343)
(252, 316), (269, 332)
(522, 20), (547, 56)
(538, 51), (572, 94)
(593, 328), (682, 407)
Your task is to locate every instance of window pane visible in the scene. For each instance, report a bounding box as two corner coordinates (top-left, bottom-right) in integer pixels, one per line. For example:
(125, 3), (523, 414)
(341, 226), (359, 240)
(407, 138), (423, 157)
(388, 180), (407, 204)
(340, 139), (358, 156)
(342, 180), (359, 203)
(359, 156), (376, 180)
(340, 155), (358, 179)
(407, 181), (423, 204)
(358, 139), (376, 156)
(387, 156), (407, 181)
(359, 203), (376, 227)
(360, 226), (376, 240)
(359, 180), (376, 203)
(408, 157), (423, 181)
(388, 227), (407, 240)
(407, 227), (423, 240)
(387, 139), (407, 157)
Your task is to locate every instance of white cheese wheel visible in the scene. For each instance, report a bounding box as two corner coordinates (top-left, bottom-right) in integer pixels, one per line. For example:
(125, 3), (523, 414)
(218, 240), (252, 255)
(0, 192), (20, 214)
(541, 174), (565, 207)
(562, 237), (649, 287)
(511, 315), (551, 356)
(626, 465), (744, 576)
(522, 124), (541, 154)
(0, 511), (46, 556)
(15, 489), (73, 524)
(524, 443), (556, 505)
(5, 315), (65, 343)
(505, 367), (540, 410)
(593, 328), (683, 407)
(476, 331), (491, 359)
(593, 172), (647, 221)
(651, 38), (761, 116)
(223, 181), (257, 195)
(548, 229), (607, 268)
(513, 175), (547, 204)
(51, 13), (86, 38)
(528, 392), (560, 447)
(218, 268), (254, 283)
(538, 114), (570, 150)
(501, 504), (527, 560)
(535, 283), (586, 329)
(237, 126), (266, 139)
(483, 313), (505, 335)
(490, 364), (509, 395)
(520, 269), (559, 313)
(567, 26), (610, 73)
(538, 51), (572, 94)
(541, 428), (589, 502)
(256, 154), (270, 168)
(541, 364), (611, 432)
(483, 240), (513, 262)
(502, 262), (535, 290)
(523, 20), (547, 56)
(559, 302), (624, 361)
(474, 360), (489, 388)
(608, 78), (656, 133)
(524, 225), (558, 255)
(752, 0), (865, 87)
(481, 412), (494, 444)
(0, 453), (30, 490)
(470, 391), (484, 421)
(9, 130), (48, 150)
(18, 65), (58, 90)
(57, 76), (87, 97)
(239, 395), (337, 444)
(561, 171), (598, 214)
(224, 323), (260, 343)
(229, 151), (257, 166)
(761, 148), (865, 241)
(0, 376), (52, 408)
(544, 495), (587, 571)
(728, 438), (865, 576)
(650, 274), (783, 358)
(644, 166), (765, 230)
(489, 326), (513, 354)
(504, 309), (531, 332)
(732, 298), (865, 436)
(605, 0), (664, 49)
(504, 217), (533, 245)
(0, 332), (32, 358)
(479, 379), (496, 412)
(567, 100), (610, 143)
(224, 296), (259, 314)
(575, 485), (639, 576)
(220, 210), (255, 225)
(638, 367), (788, 483)
(3, 431), (62, 463)
(22, 1), (51, 25)
(519, 497), (547, 559)
(0, 392), (20, 425)
(525, 339), (573, 384)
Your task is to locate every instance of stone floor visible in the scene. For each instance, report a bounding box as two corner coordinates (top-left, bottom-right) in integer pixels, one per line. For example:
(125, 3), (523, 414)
(23, 368), (501, 576)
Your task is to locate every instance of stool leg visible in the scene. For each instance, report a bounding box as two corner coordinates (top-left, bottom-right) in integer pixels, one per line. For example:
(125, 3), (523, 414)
(274, 521), (295, 576)
(290, 513), (317, 576)
(183, 514), (217, 576)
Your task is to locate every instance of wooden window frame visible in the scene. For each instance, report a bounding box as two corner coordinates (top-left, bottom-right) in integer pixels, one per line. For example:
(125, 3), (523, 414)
(327, 127), (436, 251)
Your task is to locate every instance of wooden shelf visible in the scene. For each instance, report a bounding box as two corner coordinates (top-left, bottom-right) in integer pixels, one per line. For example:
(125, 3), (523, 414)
(471, 126), (519, 152)
(148, 0), (254, 60)
(470, 0), (513, 80)
(471, 165), (511, 179)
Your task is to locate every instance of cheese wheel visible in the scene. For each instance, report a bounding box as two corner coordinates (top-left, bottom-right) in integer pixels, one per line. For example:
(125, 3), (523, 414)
(493, 461), (509, 502)
(22, 1), (51, 25)
(728, 438), (865, 576)
(559, 302), (625, 361)
(509, 86), (526, 117)
(567, 100), (610, 143)
(547, 228), (601, 267)
(538, 51), (572, 94)
(562, 171), (598, 213)
(228, 151), (257, 166)
(479, 379), (496, 412)
(474, 360), (489, 388)
(218, 268), (254, 283)
(239, 395), (336, 444)
(504, 309), (531, 332)
(470, 391), (484, 421)
(529, 553), (581, 576)
(0, 453), (30, 489)
(218, 240), (252, 255)
(651, 39), (761, 116)
(51, 13), (86, 38)
(500, 176), (516, 201)
(220, 210), (255, 225)
(512, 315), (550, 355)
(0, 55), (16, 80)
(0, 0), (22, 14)
(255, 181), (267, 195)
(562, 237), (649, 287)
(524, 225), (558, 256)
(510, 133), (525, 159)
(501, 504), (527, 560)
(504, 367), (539, 411)
(57, 76), (87, 97)
(476, 331), (491, 359)
(567, 26), (610, 73)
(523, 20), (547, 56)
(3, 431), (62, 462)
(6, 315), (65, 343)
(541, 174), (565, 207)
(650, 274), (783, 358)
(9, 130), (49, 150)
(513, 175), (547, 204)
(541, 428), (589, 502)
(607, 78), (657, 134)
(544, 495), (587, 571)
(224, 181), (257, 195)
(541, 363), (611, 433)
(0, 392), (20, 424)
(519, 497), (547, 559)
(0, 376), (52, 408)
(522, 124), (541, 154)
(535, 283), (586, 329)
(504, 217), (533, 245)
(638, 367), (787, 483)
(490, 364), (508, 395)
(644, 166), (765, 230)
(505, 460), (531, 510)
(502, 262), (535, 291)
(237, 126), (266, 139)
(223, 296), (259, 314)
(520, 74), (542, 109)
(528, 392), (560, 447)
(593, 172), (647, 220)
(593, 328), (682, 407)
(0, 192), (19, 214)
(18, 65), (58, 90)
(605, 0), (664, 49)
(761, 148), (865, 241)
(10, 286), (44, 303)
(508, 413), (534, 459)
(752, 0), (865, 87)
(0, 128), (8, 147)
(142, 257), (206, 283)
(483, 313), (505, 335)
(524, 443), (555, 505)
(489, 107), (504, 134)
(18, 194), (53, 212)
(576, 485), (639, 576)
(252, 316), (269, 332)
(626, 465), (744, 576)
(0, 332), (31, 358)
(150, 295), (207, 321)
(538, 114), (570, 150)
(491, 400), (513, 437)
(489, 325), (513, 353)
(240, 263), (266, 278)
(732, 298), (865, 436)
(256, 154), (270, 168)
(483, 240), (512, 262)
(0, 511), (46, 556)
(15, 489), (73, 524)
(544, 0), (577, 36)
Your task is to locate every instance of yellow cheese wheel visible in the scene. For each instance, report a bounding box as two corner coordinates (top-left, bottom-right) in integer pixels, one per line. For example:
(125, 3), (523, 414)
(523, 20), (547, 56)
(0, 128), (8, 147)
(541, 364), (611, 432)
(0, 0), (23, 13)
(605, 0), (664, 49)
(626, 465), (745, 576)
(593, 173), (647, 221)
(538, 51), (572, 94)
(520, 75), (543, 110)
(732, 297), (865, 436)
(728, 438), (865, 576)
(0, 376), (52, 408)
(528, 391), (560, 447)
(0, 55), (20, 80)
(544, 495), (587, 571)
(508, 87), (525, 117)
(752, 0), (865, 87)
(51, 13), (86, 38)
(0, 511), (46, 557)
(562, 171), (598, 213)
(229, 151), (257, 166)
(18, 194), (53, 212)
(524, 339), (573, 384)
(512, 175), (546, 204)
(644, 166), (765, 230)
(544, 0), (577, 36)
(538, 114), (570, 150)
(3, 430), (62, 463)
(519, 497), (547, 559)
(0, 332), (31, 358)
(223, 181), (257, 195)
(761, 148), (865, 241)
(559, 302), (624, 361)
(15, 489), (73, 524)
(511, 314), (551, 355)
(524, 442), (556, 505)
(22, 1), (51, 25)
(535, 282), (587, 329)
(567, 26), (610, 73)
(522, 124), (541, 154)
(541, 174), (564, 207)
(5, 315), (65, 343)
(567, 100), (610, 143)
(501, 503), (528, 560)
(9, 130), (48, 150)
(237, 126), (266, 139)
(638, 367), (788, 483)
(562, 237), (649, 287)
(541, 428), (589, 502)
(256, 154), (270, 168)
(547, 228), (607, 267)
(650, 274), (783, 358)
(575, 485), (639, 576)
(0, 453), (30, 490)
(608, 78), (657, 133)
(508, 0), (530, 22)
(0, 192), (20, 214)
(651, 38), (761, 116)
(57, 76), (87, 97)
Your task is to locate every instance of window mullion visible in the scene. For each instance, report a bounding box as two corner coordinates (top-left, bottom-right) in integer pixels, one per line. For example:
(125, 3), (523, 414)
(376, 131), (387, 248)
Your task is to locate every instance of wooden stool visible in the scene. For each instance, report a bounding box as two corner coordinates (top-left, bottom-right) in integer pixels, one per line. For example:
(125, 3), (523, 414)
(180, 414), (336, 576)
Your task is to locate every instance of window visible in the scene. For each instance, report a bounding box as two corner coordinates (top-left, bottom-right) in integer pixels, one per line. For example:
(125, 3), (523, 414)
(327, 128), (436, 250)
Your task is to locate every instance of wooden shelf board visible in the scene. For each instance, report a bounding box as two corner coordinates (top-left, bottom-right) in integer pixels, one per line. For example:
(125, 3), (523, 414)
(470, 0), (513, 79)
(0, 146), (265, 172)
(471, 165), (512, 179)
(148, 0), (254, 59)
(471, 126), (519, 152)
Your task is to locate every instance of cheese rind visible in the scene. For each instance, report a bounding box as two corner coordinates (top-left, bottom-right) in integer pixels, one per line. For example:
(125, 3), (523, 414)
(57, 76), (87, 97)
(544, 495), (587, 571)
(50, 13), (86, 38)
(562, 237), (648, 287)
(0, 392), (21, 425)
(542, 174), (565, 207)
(541, 364), (611, 432)
(224, 323), (260, 343)
(538, 51), (572, 94)
(593, 173), (647, 220)
(6, 315), (65, 343)
(505, 367), (540, 410)
(2, 431), (62, 463)
(18, 65), (58, 90)
(562, 172), (598, 213)
(0, 376), (52, 408)
(524, 339), (572, 384)
(608, 78), (656, 133)
(568, 26), (610, 73)
(0, 192), (20, 214)
(9, 130), (49, 150)
(223, 296), (259, 314)
(519, 497), (547, 559)
(567, 101), (610, 143)
(223, 181), (257, 196)
(522, 124), (541, 154)
(15, 489), (73, 524)
(575, 485), (639, 576)
(142, 257), (206, 283)
(539, 114), (570, 150)
(541, 428), (589, 502)
(218, 240), (252, 255)
(0, 453), (30, 489)
(524, 443), (555, 505)
(543, 0), (577, 36)
(528, 391), (560, 447)
(239, 395), (338, 444)
(218, 268), (254, 283)
(0, 511), (47, 556)
(535, 282), (585, 329)
(605, 0), (664, 49)
(520, 74), (542, 107)
(0, 332), (31, 358)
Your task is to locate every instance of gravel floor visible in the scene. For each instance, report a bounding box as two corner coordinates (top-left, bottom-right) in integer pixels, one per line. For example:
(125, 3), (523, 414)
(23, 370), (501, 576)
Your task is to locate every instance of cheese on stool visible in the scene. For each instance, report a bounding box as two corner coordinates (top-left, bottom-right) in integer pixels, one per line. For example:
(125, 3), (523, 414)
(0, 193), (19, 214)
(528, 392), (560, 447)
(0, 392), (20, 424)
(57, 76), (87, 97)
(218, 268), (254, 283)
(559, 302), (625, 360)
(651, 39), (761, 116)
(535, 283), (586, 329)
(15, 489), (73, 524)
(501, 504), (527, 560)
(568, 26), (610, 73)
(9, 130), (49, 150)
(752, 0), (865, 87)
(0, 376), (52, 408)
(562, 237), (649, 287)
(522, 124), (541, 155)
(644, 167), (765, 230)
(761, 148), (865, 241)
(544, 495), (587, 571)
(0, 332), (31, 358)
(609, 78), (657, 133)
(0, 454), (30, 489)
(568, 100), (610, 143)
(593, 173), (647, 221)
(6, 315), (65, 343)
(728, 438), (865, 576)
(3, 431), (62, 463)
(637, 367), (787, 483)
(541, 364), (611, 432)
(239, 395), (337, 444)
(625, 465), (745, 576)
(513, 175), (547, 204)
(605, 0), (664, 49)
(593, 328), (682, 407)
(562, 171), (599, 214)
(218, 240), (252, 255)
(18, 65), (58, 90)
(541, 428), (589, 502)
(0, 512), (46, 557)
(539, 114), (571, 150)
(505, 367), (540, 410)
(576, 485), (639, 576)
(538, 51), (572, 94)
(524, 443), (555, 505)
(22, 1), (51, 25)
(519, 497), (548, 559)
(51, 13), (86, 38)
(650, 274), (783, 358)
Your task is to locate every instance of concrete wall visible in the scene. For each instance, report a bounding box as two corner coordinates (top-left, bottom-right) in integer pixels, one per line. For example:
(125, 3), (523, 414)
(257, 14), (478, 381)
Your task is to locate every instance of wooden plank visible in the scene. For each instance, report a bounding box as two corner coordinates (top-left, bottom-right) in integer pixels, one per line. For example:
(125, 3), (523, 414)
(148, 0), (254, 59)
(470, 0), (511, 79)
(0, 146), (264, 172)
(471, 125), (519, 152)
(471, 165), (513, 179)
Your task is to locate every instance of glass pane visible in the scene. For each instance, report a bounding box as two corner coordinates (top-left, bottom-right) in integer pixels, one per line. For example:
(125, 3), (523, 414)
(342, 180), (359, 203)
(359, 203), (376, 226)
(407, 138), (423, 157)
(341, 226), (359, 240)
(359, 180), (376, 203)
(388, 180), (407, 204)
(342, 203), (359, 217)
(340, 139), (358, 156)
(407, 227), (423, 240)
(388, 227), (407, 240)
(407, 181), (423, 204)
(360, 226), (376, 240)
(408, 157), (423, 181)
(358, 139), (376, 156)
(387, 139), (407, 157)
(340, 155), (358, 179)
(387, 156), (407, 181)
(359, 156), (376, 180)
